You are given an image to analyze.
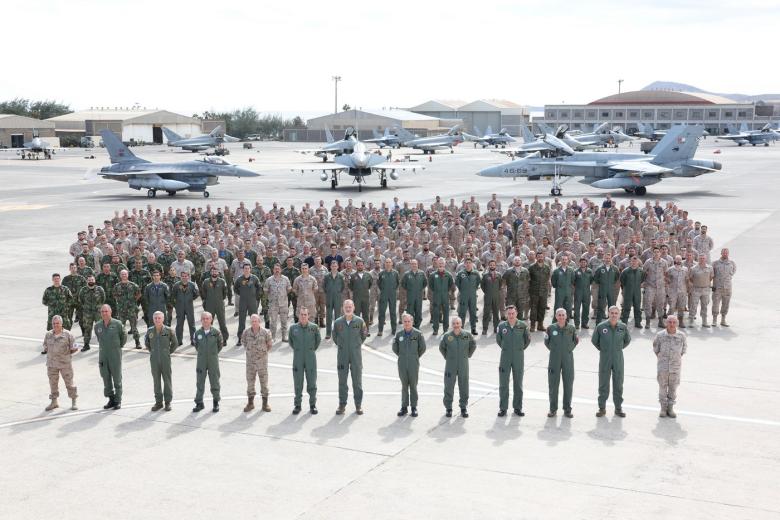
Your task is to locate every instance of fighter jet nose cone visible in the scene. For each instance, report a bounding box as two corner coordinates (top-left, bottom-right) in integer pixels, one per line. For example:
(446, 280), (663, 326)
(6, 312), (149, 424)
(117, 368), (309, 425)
(477, 166), (497, 177)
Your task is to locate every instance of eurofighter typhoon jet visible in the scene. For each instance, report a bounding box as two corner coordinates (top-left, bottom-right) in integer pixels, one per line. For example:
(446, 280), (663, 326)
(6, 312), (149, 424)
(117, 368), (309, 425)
(162, 125), (239, 152)
(478, 125), (720, 196)
(91, 129), (258, 198)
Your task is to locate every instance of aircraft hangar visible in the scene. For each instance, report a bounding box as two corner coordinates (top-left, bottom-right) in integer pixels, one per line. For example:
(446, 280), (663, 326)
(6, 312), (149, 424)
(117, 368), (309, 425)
(409, 99), (530, 137)
(541, 90), (770, 135)
(285, 108), (462, 142)
(0, 114), (56, 148)
(46, 108), (203, 144)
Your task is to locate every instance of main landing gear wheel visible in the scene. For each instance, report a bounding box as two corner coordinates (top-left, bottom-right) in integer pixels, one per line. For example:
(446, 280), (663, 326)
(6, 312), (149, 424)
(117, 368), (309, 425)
(167, 191), (176, 197)
(147, 189), (156, 198)
(203, 191), (210, 198)
(550, 187), (561, 196)
(635, 186), (647, 196)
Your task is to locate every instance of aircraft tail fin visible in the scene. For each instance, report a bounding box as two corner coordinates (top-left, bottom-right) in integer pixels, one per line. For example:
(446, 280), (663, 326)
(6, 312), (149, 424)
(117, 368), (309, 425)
(474, 125), (481, 137)
(593, 122), (609, 134)
(520, 125), (535, 143)
(538, 122), (553, 135)
(372, 129), (380, 139)
(650, 125), (704, 164)
(325, 127), (334, 143)
(100, 129), (143, 164)
(162, 127), (183, 143)
(485, 125), (493, 136)
(208, 125), (224, 137)
(739, 122), (748, 133)
(447, 125), (461, 136)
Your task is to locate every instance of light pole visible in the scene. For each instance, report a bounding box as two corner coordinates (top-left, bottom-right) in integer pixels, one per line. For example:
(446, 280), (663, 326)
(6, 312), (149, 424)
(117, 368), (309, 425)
(332, 75), (341, 114)
(618, 79), (624, 94)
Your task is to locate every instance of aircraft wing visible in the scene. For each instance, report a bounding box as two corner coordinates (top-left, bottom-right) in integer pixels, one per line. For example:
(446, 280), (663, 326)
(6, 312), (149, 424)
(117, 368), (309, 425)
(372, 163), (425, 173)
(290, 165), (346, 174)
(608, 161), (673, 176)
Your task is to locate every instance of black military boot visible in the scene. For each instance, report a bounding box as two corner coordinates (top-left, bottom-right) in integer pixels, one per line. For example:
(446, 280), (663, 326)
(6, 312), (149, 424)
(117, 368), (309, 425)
(410, 407), (418, 417)
(397, 407), (408, 417)
(445, 409), (453, 418)
(336, 404), (346, 415)
(471, 329), (478, 336)
(113, 401), (121, 410)
(460, 407), (469, 418)
(192, 402), (205, 413)
(292, 405), (301, 415)
(81, 344), (90, 352)
(615, 408), (626, 418)
(135, 338), (141, 349)
(497, 409), (507, 417)
(212, 401), (220, 413)
(596, 408), (606, 417)
(514, 408), (524, 417)
(310, 406), (318, 415)
(103, 397), (115, 410)
(151, 402), (163, 412)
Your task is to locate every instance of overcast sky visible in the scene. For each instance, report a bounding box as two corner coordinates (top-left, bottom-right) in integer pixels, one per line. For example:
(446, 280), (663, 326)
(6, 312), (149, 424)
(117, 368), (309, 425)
(4, 0), (777, 116)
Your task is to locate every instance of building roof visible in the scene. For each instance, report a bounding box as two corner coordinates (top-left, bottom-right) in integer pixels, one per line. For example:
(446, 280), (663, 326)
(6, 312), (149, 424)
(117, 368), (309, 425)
(307, 109), (439, 125)
(47, 109), (198, 124)
(0, 114), (56, 129)
(589, 90), (738, 105)
(408, 100), (467, 112)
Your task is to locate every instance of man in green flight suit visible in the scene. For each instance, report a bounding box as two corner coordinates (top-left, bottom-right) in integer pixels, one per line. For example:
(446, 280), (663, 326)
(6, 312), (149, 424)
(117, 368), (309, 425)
(392, 312), (427, 417)
(289, 307), (321, 415)
(551, 255), (575, 320)
(201, 267), (229, 344)
(192, 311), (224, 413)
(377, 258), (400, 337)
(593, 256), (619, 322)
(573, 257), (593, 329)
(545, 308), (578, 417)
(456, 258), (481, 335)
(495, 305), (531, 417)
(349, 259), (373, 335)
(592, 306), (632, 417)
(94, 304), (126, 410)
(323, 260), (345, 339)
(428, 258), (454, 336)
(144, 311), (178, 411)
(333, 300), (368, 415)
(439, 316), (477, 418)
(402, 259), (427, 329)
(619, 255), (644, 328)
(480, 259), (502, 335)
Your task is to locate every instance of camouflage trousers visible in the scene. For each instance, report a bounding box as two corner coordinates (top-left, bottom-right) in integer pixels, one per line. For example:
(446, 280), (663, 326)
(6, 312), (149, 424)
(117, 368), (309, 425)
(657, 370), (680, 407)
(116, 312), (140, 342)
(667, 290), (688, 317)
(712, 288), (732, 317)
(269, 303), (289, 341)
(80, 313), (99, 346)
(643, 287), (666, 319)
(246, 352), (269, 398)
(48, 366), (77, 399)
(689, 288), (711, 319)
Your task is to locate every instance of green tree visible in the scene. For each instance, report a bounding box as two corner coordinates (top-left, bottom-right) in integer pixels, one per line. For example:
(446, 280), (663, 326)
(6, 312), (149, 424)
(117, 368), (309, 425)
(0, 98), (71, 119)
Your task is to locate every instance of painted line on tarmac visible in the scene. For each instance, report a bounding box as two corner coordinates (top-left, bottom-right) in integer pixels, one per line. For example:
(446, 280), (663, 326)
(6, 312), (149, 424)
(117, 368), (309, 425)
(0, 391), (494, 429)
(4, 333), (780, 428)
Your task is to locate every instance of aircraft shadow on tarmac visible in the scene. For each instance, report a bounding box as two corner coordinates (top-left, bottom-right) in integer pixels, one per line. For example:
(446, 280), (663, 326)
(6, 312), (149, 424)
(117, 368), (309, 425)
(610, 190), (735, 200)
(289, 184), (423, 193)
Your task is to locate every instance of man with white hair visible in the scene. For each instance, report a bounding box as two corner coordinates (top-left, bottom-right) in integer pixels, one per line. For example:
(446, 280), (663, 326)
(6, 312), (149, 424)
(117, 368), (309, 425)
(653, 315), (687, 418)
(42, 315), (79, 412)
(192, 311), (224, 413)
(439, 316), (476, 418)
(144, 311), (178, 411)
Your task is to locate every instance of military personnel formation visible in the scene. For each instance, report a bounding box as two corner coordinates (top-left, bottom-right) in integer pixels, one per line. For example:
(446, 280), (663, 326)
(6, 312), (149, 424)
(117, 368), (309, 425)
(41, 195), (736, 420)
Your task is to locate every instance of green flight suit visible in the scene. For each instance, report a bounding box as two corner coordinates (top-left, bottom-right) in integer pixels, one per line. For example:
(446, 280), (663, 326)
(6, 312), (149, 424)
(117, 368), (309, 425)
(349, 271), (373, 325)
(402, 270), (427, 328)
(323, 272), (345, 337)
(544, 322), (578, 412)
(480, 270), (502, 333)
(94, 318), (126, 402)
(234, 274), (262, 339)
(529, 262), (552, 326)
(392, 328), (427, 408)
(333, 316), (368, 406)
(573, 267), (593, 328)
(592, 319), (631, 410)
(551, 266), (575, 318)
(594, 265), (619, 321)
(193, 327), (224, 404)
(173, 280), (199, 345)
(439, 330), (477, 410)
(201, 276), (228, 342)
(496, 319), (531, 412)
(144, 325), (178, 405)
(619, 267), (643, 326)
(428, 269), (454, 334)
(77, 284), (106, 347)
(289, 321), (321, 408)
(455, 269), (480, 332)
(377, 269), (400, 334)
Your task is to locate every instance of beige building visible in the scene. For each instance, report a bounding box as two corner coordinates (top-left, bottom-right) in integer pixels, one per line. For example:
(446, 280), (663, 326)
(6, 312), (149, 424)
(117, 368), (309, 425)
(0, 114), (56, 148)
(409, 99), (530, 136)
(47, 108), (202, 144)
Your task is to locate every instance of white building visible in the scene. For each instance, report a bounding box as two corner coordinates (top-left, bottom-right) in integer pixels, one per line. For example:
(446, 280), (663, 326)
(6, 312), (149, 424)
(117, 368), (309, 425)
(409, 99), (530, 136)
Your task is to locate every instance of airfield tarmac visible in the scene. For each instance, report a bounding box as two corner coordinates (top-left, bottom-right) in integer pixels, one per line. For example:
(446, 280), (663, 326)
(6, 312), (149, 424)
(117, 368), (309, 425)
(0, 138), (778, 519)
